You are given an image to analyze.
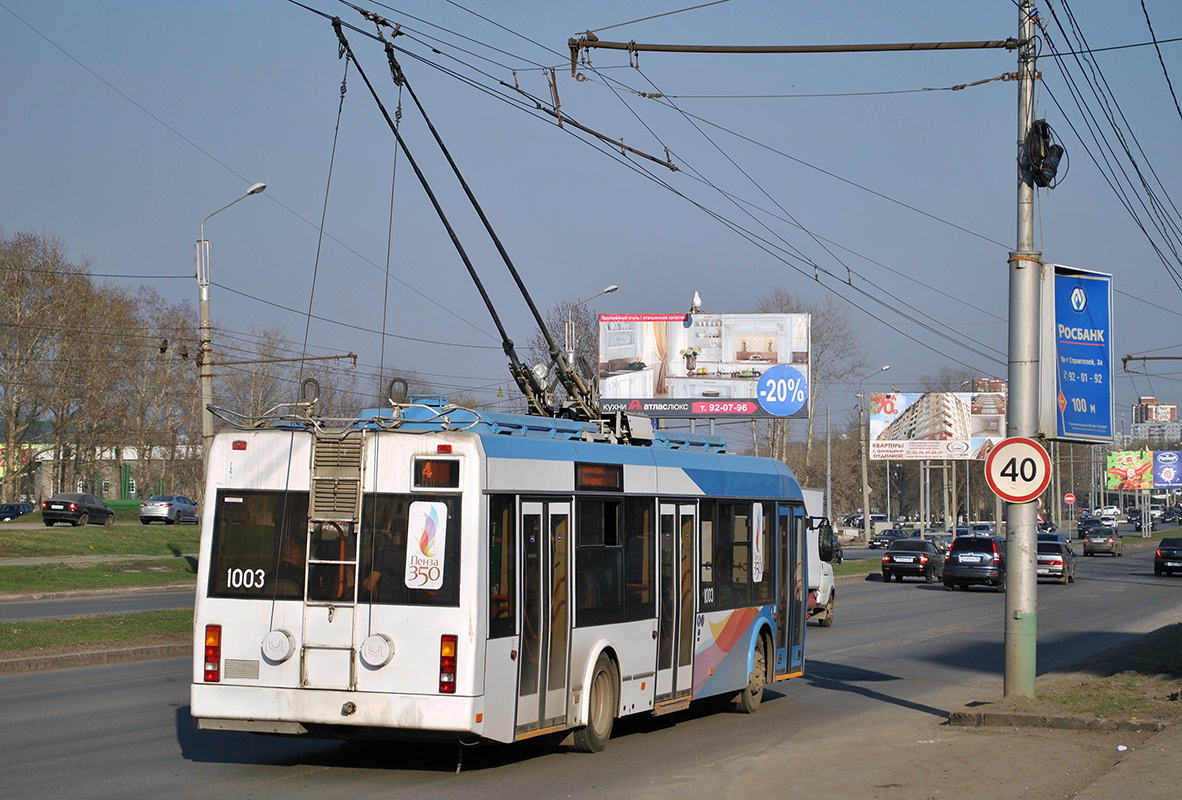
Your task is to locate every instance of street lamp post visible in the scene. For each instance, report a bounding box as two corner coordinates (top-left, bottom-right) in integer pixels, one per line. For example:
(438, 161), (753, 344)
(565, 284), (617, 370)
(196, 182), (266, 457)
(859, 365), (890, 544)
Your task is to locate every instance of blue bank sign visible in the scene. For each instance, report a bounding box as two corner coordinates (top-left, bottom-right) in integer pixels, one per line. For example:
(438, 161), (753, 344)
(1044, 265), (1113, 442)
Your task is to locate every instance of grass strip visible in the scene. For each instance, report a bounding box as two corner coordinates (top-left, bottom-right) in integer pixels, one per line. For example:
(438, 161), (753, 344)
(0, 559), (197, 594)
(0, 608), (193, 652)
(834, 558), (878, 577)
(0, 523), (200, 558)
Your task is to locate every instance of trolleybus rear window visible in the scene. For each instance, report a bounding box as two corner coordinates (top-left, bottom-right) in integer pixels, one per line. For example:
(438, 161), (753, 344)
(207, 490), (309, 599)
(359, 493), (461, 606)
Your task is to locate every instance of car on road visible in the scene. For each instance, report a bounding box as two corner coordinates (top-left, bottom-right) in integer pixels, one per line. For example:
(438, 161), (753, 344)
(1083, 529), (1123, 556)
(138, 494), (199, 525)
(1077, 517), (1104, 540)
(1037, 520), (1057, 534)
(881, 539), (945, 583)
(868, 528), (910, 549)
(1038, 531), (1068, 544)
(969, 523), (995, 536)
(41, 493), (114, 527)
(1098, 515), (1118, 529)
(1154, 537), (1182, 577)
(0, 502), (34, 521)
(1036, 541), (1076, 584)
(1098, 505), (1122, 517)
(1134, 514), (1157, 533)
(943, 535), (1007, 592)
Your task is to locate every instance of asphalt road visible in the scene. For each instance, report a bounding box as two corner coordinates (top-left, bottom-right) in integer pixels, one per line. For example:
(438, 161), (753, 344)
(0, 537), (1176, 799)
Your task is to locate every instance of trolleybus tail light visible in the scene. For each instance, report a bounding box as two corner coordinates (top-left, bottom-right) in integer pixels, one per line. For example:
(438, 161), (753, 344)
(232, 440), (247, 451)
(439, 634), (457, 693)
(204, 625), (222, 682)
(437, 444), (452, 454)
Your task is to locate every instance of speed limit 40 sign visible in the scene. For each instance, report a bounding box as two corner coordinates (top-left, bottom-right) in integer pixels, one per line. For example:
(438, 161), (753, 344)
(985, 437), (1052, 503)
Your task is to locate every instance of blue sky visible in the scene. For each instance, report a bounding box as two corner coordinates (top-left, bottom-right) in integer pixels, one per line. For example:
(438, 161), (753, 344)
(2, 1), (1179, 442)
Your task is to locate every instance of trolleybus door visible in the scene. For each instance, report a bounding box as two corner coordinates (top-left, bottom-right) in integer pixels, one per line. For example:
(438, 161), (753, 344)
(655, 503), (696, 703)
(775, 506), (805, 677)
(516, 501), (572, 734)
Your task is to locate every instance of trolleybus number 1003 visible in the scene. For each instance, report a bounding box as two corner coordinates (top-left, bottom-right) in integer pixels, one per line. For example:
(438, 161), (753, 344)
(226, 568), (267, 590)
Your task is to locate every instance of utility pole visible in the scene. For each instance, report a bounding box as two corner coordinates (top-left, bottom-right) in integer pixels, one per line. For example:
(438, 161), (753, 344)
(1005, 0), (1041, 698)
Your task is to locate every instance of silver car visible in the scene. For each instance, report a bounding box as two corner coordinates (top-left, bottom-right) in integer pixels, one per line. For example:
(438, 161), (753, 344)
(139, 494), (199, 525)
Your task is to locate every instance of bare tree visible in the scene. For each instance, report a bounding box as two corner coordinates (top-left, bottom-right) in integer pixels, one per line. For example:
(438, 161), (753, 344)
(0, 230), (83, 501)
(525, 299), (602, 402)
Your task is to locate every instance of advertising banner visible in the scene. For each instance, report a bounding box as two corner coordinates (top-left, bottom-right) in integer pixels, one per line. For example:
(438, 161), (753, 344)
(598, 312), (810, 419)
(1153, 451), (1182, 489)
(1040, 264), (1114, 443)
(868, 382), (1007, 461)
(1107, 450), (1153, 490)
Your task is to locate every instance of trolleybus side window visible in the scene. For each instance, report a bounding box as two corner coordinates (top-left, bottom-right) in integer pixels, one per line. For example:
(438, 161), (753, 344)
(752, 502), (774, 605)
(208, 489), (309, 599)
(575, 499), (623, 626)
(623, 497), (655, 621)
(359, 493), (462, 607)
(488, 494), (516, 639)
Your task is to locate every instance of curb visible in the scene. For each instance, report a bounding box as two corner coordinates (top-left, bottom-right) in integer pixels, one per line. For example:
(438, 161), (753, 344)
(0, 643), (192, 674)
(948, 709), (1168, 732)
(0, 582), (196, 603)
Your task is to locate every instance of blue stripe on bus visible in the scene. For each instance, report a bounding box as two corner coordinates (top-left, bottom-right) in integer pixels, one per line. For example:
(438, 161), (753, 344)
(479, 432), (802, 501)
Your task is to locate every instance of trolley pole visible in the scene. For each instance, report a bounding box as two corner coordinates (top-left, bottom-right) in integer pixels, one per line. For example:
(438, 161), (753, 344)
(1005, 0), (1041, 698)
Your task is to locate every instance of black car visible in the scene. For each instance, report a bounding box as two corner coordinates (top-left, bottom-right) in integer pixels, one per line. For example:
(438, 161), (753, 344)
(881, 539), (945, 583)
(1134, 514), (1157, 533)
(1076, 517), (1104, 540)
(943, 535), (1007, 592)
(41, 493), (115, 527)
(1154, 537), (1182, 577)
(1036, 541), (1076, 584)
(0, 502), (34, 521)
(868, 528), (909, 549)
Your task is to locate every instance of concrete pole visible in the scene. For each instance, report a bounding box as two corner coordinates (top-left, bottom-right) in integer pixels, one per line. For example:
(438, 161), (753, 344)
(196, 183), (266, 461)
(1005, 0), (1041, 698)
(826, 406), (832, 522)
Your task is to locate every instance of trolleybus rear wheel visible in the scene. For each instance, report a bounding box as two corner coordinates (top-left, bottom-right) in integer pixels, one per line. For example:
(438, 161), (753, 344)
(572, 653), (617, 753)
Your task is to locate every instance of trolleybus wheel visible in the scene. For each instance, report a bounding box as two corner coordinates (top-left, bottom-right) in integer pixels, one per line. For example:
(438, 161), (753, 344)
(572, 653), (617, 753)
(735, 638), (766, 714)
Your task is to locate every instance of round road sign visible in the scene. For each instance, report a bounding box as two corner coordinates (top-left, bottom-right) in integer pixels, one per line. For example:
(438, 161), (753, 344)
(985, 437), (1052, 503)
(1064, 493), (1076, 505)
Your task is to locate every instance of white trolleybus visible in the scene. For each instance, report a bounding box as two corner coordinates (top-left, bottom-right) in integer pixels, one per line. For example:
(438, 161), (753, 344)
(191, 396), (827, 752)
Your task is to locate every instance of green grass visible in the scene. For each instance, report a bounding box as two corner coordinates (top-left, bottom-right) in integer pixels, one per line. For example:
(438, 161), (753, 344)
(834, 557), (878, 577)
(0, 559), (197, 594)
(0, 520), (199, 558)
(0, 608), (192, 652)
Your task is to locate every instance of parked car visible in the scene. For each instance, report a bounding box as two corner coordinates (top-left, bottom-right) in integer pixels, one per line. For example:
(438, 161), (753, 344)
(1083, 530), (1122, 557)
(41, 493), (114, 527)
(943, 535), (1007, 592)
(1154, 537), (1182, 577)
(0, 502), (34, 521)
(868, 528), (910, 549)
(881, 539), (945, 583)
(139, 494), (199, 525)
(1098, 505), (1122, 517)
(1036, 541), (1076, 584)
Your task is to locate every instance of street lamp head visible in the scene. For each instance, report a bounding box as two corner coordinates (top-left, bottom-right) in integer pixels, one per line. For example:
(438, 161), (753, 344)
(603, 284), (618, 295)
(880, 365), (891, 373)
(247, 182), (267, 196)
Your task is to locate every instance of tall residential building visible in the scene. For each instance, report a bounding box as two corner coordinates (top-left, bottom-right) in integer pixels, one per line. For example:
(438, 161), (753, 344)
(1133, 396), (1177, 424)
